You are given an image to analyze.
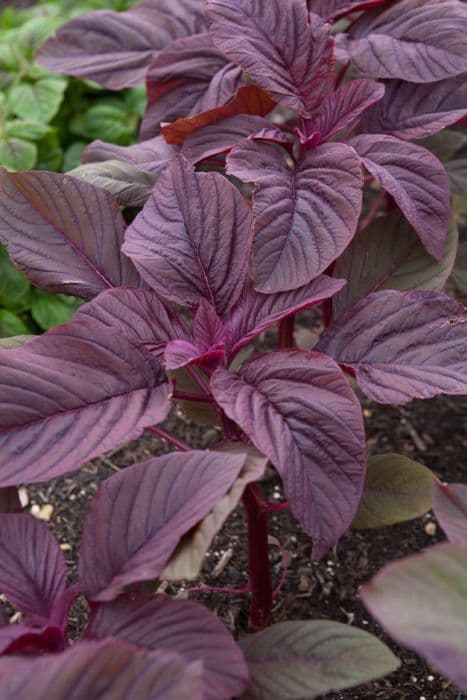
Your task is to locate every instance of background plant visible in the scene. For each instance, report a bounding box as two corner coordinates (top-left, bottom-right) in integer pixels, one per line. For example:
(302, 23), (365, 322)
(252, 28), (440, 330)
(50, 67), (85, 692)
(0, 0), (142, 337)
(0, 0), (465, 697)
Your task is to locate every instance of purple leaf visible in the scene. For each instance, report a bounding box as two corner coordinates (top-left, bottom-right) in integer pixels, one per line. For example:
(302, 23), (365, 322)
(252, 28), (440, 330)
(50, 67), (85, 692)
(141, 33), (242, 140)
(82, 135), (179, 176)
(48, 583), (82, 631)
(86, 595), (249, 700)
(73, 288), (190, 360)
(211, 350), (366, 559)
(0, 514), (67, 626)
(207, 0), (334, 116)
(310, 0), (391, 21)
(225, 275), (345, 356)
(193, 299), (225, 350)
(0, 624), (64, 656)
(240, 619), (399, 699)
(80, 450), (246, 601)
(0, 488), (21, 513)
(313, 79), (385, 142)
(161, 84), (275, 145)
(339, 0), (467, 83)
(432, 481), (467, 544)
(0, 639), (204, 700)
(36, 0), (207, 89)
(332, 212), (459, 319)
(164, 340), (207, 370)
(357, 75), (467, 140)
(318, 290), (467, 404)
(0, 319), (170, 486)
(162, 443), (267, 580)
(165, 301), (225, 370)
(349, 134), (450, 261)
(123, 156), (253, 315)
(182, 114), (272, 164)
(361, 542), (467, 692)
(227, 140), (363, 293)
(0, 170), (139, 301)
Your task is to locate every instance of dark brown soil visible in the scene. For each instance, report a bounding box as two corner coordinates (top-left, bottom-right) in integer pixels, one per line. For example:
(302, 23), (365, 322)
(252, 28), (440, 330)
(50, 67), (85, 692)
(23, 391), (466, 700)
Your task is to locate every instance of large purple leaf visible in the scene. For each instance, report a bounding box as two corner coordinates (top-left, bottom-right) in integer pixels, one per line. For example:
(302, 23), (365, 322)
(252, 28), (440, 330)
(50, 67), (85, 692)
(0, 170), (139, 301)
(86, 595), (249, 700)
(318, 289), (467, 404)
(225, 275), (345, 356)
(211, 350), (366, 559)
(361, 542), (467, 692)
(162, 443), (267, 580)
(73, 288), (190, 360)
(82, 135), (178, 176)
(332, 212), (459, 319)
(182, 114), (271, 164)
(207, 0), (334, 116)
(357, 75), (467, 140)
(0, 639), (203, 700)
(36, 0), (207, 89)
(227, 140), (362, 293)
(349, 134), (450, 261)
(313, 79), (385, 142)
(123, 156), (253, 316)
(80, 450), (246, 601)
(0, 319), (170, 486)
(161, 84), (275, 145)
(309, 0), (391, 21)
(432, 481), (467, 544)
(141, 33), (242, 140)
(240, 620), (399, 699)
(0, 514), (66, 626)
(338, 0), (467, 83)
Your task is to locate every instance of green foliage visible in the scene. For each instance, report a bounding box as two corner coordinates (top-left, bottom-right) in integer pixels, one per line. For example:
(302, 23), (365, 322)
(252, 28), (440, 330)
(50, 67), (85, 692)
(0, 0), (141, 336)
(0, 1), (143, 175)
(0, 244), (83, 337)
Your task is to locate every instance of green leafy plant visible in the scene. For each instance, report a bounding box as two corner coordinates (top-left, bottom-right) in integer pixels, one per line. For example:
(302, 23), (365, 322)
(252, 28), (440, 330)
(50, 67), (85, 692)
(0, 0), (142, 336)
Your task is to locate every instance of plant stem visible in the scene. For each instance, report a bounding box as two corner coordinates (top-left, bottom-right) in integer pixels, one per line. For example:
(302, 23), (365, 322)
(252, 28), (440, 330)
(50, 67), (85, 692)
(264, 500), (290, 513)
(242, 483), (273, 629)
(335, 62), (349, 87)
(173, 389), (214, 403)
(146, 426), (191, 452)
(186, 365), (211, 395)
(278, 315), (295, 349)
(359, 190), (386, 231)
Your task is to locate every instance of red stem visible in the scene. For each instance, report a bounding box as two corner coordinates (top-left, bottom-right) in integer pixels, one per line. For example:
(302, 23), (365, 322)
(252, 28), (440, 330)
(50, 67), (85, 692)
(173, 389), (214, 403)
(146, 426), (191, 452)
(335, 62), (349, 87)
(359, 190), (386, 231)
(278, 315), (295, 349)
(186, 365), (211, 395)
(242, 484), (273, 629)
(264, 500), (289, 513)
